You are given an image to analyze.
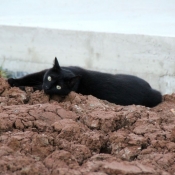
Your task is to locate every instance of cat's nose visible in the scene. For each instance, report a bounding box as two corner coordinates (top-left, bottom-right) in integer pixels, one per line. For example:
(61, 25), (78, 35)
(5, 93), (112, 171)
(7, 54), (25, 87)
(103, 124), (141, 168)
(44, 85), (49, 90)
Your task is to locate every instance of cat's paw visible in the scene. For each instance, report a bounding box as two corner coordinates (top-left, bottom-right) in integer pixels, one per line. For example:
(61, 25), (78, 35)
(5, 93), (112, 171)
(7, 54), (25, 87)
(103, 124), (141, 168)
(8, 78), (19, 87)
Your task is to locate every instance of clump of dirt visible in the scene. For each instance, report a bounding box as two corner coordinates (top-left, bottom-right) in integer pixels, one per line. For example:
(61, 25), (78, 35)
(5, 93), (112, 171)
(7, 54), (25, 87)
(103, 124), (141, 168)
(0, 77), (175, 174)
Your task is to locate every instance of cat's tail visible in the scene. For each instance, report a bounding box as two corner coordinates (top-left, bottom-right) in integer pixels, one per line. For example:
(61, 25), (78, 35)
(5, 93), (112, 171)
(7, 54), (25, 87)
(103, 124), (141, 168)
(144, 89), (162, 107)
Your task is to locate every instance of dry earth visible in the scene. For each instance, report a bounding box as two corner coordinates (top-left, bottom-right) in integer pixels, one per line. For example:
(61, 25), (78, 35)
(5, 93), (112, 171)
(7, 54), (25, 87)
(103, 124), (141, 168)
(0, 77), (175, 175)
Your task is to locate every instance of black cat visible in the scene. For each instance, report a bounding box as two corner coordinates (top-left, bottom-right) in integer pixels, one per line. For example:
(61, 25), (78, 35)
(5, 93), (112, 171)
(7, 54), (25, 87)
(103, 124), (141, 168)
(8, 57), (162, 107)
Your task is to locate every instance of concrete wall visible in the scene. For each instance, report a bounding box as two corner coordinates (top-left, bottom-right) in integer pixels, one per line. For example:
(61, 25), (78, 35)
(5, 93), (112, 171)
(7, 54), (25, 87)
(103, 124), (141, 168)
(0, 25), (175, 94)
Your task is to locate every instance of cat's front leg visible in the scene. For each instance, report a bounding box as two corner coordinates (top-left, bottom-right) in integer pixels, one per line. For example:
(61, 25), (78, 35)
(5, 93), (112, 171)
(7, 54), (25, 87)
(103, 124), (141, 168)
(7, 78), (42, 91)
(8, 69), (47, 90)
(8, 78), (21, 87)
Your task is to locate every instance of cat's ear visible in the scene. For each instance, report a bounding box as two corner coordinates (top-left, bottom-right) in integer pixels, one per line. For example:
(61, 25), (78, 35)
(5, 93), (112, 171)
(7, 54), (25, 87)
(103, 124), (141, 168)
(53, 57), (61, 71)
(67, 75), (81, 87)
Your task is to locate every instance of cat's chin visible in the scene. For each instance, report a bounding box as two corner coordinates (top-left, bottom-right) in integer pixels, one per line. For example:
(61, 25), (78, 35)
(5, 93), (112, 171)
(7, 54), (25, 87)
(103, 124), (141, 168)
(43, 89), (57, 95)
(43, 89), (70, 96)
(43, 89), (50, 94)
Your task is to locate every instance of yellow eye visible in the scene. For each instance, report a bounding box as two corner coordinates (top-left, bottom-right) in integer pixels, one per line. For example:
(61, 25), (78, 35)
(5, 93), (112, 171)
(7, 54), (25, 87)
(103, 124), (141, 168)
(48, 76), (51, 81)
(56, 85), (61, 90)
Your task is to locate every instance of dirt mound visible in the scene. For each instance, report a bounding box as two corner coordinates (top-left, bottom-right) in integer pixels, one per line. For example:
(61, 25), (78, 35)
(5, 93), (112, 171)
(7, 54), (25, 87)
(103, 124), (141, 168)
(0, 77), (175, 174)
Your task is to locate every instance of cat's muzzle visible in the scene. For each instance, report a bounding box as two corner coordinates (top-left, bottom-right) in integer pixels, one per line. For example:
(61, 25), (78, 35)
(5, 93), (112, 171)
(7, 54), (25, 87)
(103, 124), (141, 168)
(42, 85), (50, 93)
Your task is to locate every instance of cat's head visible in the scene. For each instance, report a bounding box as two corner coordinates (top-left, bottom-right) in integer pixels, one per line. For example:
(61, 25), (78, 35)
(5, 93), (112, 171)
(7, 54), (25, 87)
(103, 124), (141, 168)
(42, 57), (81, 95)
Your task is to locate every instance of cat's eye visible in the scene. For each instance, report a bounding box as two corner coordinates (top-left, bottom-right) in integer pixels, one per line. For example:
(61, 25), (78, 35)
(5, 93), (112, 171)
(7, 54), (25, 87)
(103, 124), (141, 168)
(56, 85), (61, 90)
(48, 76), (52, 81)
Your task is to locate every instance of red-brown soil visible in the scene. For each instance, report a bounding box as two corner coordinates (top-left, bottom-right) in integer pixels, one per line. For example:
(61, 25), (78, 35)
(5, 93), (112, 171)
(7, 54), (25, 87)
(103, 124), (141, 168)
(0, 77), (175, 175)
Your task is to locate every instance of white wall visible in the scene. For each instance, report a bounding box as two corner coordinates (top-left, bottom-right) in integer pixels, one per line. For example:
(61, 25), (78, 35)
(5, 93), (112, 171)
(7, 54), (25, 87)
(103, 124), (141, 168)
(0, 0), (175, 94)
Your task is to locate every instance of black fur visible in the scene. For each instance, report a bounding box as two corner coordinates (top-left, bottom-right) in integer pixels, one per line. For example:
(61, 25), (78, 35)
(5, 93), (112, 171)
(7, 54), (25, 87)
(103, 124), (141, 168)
(8, 57), (162, 107)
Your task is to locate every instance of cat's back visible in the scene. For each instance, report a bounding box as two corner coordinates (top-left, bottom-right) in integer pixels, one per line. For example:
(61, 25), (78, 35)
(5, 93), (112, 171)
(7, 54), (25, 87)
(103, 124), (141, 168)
(66, 66), (150, 88)
(66, 66), (150, 93)
(62, 66), (162, 107)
